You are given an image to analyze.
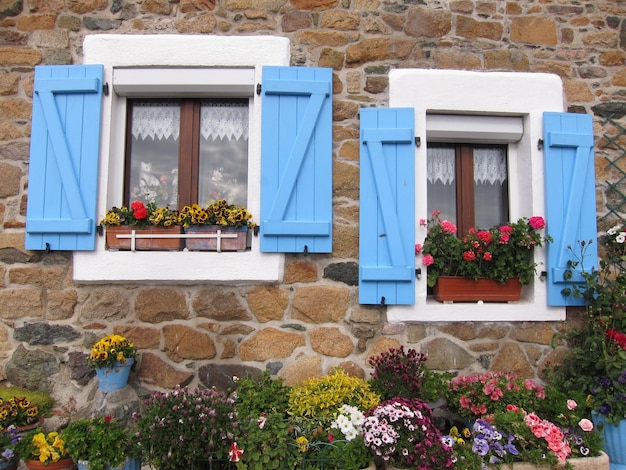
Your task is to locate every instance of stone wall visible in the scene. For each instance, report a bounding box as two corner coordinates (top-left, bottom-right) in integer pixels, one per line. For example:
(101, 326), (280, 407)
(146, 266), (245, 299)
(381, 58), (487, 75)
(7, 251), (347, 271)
(0, 0), (625, 414)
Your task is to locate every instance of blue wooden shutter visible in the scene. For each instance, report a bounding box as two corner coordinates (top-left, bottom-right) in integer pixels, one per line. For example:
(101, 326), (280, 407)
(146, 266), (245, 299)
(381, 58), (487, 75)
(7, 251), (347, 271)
(26, 64), (104, 251)
(359, 108), (415, 305)
(543, 112), (598, 306)
(260, 66), (332, 253)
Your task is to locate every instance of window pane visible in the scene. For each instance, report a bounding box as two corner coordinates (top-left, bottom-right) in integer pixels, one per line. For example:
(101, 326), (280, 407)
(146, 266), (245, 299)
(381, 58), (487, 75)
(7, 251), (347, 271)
(427, 144), (457, 225)
(198, 100), (249, 207)
(473, 146), (508, 228)
(128, 101), (180, 208)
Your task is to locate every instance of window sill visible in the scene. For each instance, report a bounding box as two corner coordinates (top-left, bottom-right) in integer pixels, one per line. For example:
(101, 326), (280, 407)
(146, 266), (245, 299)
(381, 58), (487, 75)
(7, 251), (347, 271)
(73, 241), (283, 283)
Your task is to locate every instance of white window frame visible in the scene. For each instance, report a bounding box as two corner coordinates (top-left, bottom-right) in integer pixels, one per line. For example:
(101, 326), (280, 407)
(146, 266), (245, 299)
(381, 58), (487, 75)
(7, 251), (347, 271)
(389, 69), (566, 322)
(73, 35), (289, 282)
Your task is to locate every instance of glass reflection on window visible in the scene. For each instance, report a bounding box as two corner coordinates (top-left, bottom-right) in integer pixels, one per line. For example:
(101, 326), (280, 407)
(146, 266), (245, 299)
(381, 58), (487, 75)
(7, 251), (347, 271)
(128, 101), (180, 208)
(198, 100), (249, 207)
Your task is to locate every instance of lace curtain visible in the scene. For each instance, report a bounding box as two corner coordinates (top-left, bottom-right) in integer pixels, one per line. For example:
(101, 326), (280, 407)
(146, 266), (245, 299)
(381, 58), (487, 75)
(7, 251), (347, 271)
(427, 146), (507, 185)
(131, 102), (249, 141)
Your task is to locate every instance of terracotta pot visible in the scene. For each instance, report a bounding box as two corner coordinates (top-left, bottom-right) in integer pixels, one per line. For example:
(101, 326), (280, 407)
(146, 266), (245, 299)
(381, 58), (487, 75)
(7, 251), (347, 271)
(184, 226), (249, 252)
(25, 458), (74, 470)
(105, 226), (183, 251)
(433, 276), (522, 302)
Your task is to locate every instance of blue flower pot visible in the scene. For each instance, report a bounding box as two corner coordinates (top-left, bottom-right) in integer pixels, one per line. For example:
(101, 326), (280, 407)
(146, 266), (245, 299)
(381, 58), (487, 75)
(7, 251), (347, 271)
(592, 412), (626, 470)
(95, 358), (134, 392)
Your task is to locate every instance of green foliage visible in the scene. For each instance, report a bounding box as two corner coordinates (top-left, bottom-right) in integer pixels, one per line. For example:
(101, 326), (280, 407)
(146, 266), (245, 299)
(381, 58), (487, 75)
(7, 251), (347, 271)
(368, 346), (451, 402)
(233, 373), (298, 470)
(64, 416), (135, 470)
(287, 368), (380, 425)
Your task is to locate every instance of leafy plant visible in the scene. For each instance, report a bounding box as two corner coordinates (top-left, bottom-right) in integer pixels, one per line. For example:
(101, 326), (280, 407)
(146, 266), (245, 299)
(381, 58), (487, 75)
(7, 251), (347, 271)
(419, 211), (550, 287)
(287, 368), (380, 425)
(88, 334), (137, 369)
(64, 416), (135, 470)
(0, 427), (19, 464)
(368, 346), (451, 402)
(234, 373), (298, 470)
(133, 385), (237, 470)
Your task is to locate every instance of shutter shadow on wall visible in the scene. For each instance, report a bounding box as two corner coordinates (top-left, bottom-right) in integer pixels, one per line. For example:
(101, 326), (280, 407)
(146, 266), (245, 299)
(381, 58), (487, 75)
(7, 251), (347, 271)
(260, 66), (333, 253)
(543, 112), (598, 306)
(25, 64), (104, 251)
(359, 108), (415, 305)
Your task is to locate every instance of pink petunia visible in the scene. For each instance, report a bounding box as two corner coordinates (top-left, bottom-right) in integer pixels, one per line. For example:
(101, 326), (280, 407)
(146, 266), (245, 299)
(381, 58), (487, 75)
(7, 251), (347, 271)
(423, 254), (434, 266)
(415, 243), (422, 255)
(578, 418), (593, 432)
(566, 399), (577, 410)
(441, 220), (457, 234)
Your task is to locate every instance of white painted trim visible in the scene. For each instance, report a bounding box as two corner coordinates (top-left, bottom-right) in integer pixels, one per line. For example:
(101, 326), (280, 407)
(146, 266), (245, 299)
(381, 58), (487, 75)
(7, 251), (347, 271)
(74, 35), (289, 283)
(389, 69), (566, 322)
(427, 114), (523, 143)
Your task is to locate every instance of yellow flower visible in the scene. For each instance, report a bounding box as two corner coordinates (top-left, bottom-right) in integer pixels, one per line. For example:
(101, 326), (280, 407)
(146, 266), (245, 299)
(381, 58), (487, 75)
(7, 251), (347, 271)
(296, 436), (309, 452)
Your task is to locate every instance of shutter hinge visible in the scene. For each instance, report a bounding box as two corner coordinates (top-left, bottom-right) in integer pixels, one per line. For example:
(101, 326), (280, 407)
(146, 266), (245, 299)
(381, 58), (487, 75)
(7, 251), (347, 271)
(537, 139), (544, 150)
(253, 225), (259, 236)
(103, 82), (109, 96)
(415, 268), (422, 279)
(415, 137), (421, 147)
(256, 83), (262, 95)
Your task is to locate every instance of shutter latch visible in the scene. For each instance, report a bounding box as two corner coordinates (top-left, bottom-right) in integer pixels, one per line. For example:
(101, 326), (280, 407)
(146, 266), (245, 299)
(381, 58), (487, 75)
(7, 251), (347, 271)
(103, 82), (109, 96)
(256, 83), (262, 95)
(537, 139), (544, 150)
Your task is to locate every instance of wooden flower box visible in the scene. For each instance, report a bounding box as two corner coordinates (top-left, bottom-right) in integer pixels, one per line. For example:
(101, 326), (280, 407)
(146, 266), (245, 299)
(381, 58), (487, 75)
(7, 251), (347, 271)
(184, 226), (249, 252)
(105, 226), (184, 251)
(433, 276), (522, 303)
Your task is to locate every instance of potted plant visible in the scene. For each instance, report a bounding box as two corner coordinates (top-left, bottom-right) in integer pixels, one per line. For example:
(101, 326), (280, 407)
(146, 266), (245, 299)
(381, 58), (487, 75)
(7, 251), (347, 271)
(178, 199), (255, 252)
(89, 334), (137, 393)
(100, 201), (182, 251)
(133, 385), (238, 470)
(418, 211), (551, 302)
(362, 397), (454, 469)
(15, 429), (73, 470)
(64, 416), (140, 470)
(0, 396), (40, 432)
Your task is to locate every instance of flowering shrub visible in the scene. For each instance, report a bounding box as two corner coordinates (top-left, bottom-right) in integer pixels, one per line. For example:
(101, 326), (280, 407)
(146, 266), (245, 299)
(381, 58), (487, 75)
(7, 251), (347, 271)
(368, 346), (451, 402)
(446, 371), (546, 421)
(100, 201), (179, 227)
(419, 211), (550, 287)
(88, 334), (137, 369)
(362, 397), (454, 468)
(134, 385), (238, 470)
(555, 222), (626, 425)
(0, 396), (39, 428)
(177, 199), (255, 228)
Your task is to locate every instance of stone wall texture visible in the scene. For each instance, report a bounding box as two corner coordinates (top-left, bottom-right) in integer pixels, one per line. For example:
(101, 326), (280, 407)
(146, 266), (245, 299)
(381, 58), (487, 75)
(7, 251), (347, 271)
(1, 0), (625, 414)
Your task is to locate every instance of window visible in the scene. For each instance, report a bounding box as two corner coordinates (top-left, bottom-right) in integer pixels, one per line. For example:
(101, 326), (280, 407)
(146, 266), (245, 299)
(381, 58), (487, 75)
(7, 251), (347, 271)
(427, 143), (509, 233)
(385, 69), (568, 321)
(72, 35), (290, 282)
(126, 99), (249, 209)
